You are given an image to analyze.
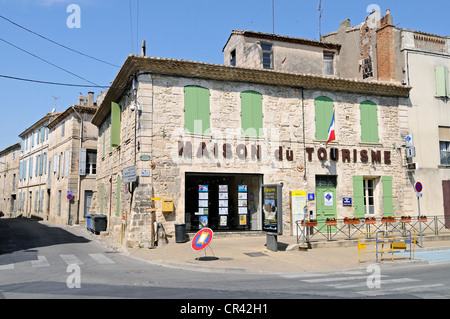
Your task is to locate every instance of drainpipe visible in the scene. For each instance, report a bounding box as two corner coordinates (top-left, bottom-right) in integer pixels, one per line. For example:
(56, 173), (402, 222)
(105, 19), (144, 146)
(71, 106), (83, 225)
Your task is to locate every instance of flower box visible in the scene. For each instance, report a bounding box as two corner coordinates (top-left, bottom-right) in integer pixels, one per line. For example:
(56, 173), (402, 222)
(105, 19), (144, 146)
(301, 221), (318, 227)
(417, 217), (427, 222)
(365, 219), (376, 224)
(344, 219), (360, 225)
(326, 220), (337, 226)
(401, 217), (411, 223)
(381, 218), (396, 223)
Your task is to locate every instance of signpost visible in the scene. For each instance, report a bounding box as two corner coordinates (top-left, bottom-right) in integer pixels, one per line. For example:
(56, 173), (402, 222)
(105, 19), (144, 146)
(262, 183), (283, 251)
(415, 182), (423, 247)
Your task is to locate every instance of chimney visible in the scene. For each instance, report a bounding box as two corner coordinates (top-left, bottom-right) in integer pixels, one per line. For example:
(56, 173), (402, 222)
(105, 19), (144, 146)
(141, 40), (146, 57)
(88, 92), (94, 106)
(376, 9), (397, 82)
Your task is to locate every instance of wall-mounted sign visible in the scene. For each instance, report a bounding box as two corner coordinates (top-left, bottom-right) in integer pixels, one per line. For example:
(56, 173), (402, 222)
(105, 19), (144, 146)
(324, 192), (334, 206)
(141, 170), (150, 177)
(406, 134), (414, 147)
(122, 166), (136, 183)
(140, 154), (151, 161)
(342, 197), (352, 207)
(262, 184), (283, 235)
(307, 193), (315, 201)
(406, 147), (416, 158)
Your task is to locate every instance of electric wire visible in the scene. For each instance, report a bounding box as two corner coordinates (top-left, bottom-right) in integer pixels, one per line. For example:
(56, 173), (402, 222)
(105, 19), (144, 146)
(0, 36), (101, 87)
(0, 74), (109, 88)
(0, 15), (120, 68)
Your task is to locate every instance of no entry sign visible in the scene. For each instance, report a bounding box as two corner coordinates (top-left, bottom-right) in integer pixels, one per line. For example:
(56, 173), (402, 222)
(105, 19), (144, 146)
(191, 228), (213, 251)
(414, 182), (423, 193)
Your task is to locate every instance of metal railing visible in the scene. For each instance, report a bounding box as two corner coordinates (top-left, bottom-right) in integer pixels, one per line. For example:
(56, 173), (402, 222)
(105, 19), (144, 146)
(296, 216), (450, 244)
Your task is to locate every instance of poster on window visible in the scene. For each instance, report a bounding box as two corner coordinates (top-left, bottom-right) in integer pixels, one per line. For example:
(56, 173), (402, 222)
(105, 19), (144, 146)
(199, 215), (208, 229)
(239, 215), (247, 225)
(198, 192), (208, 200)
(219, 185), (228, 192)
(219, 192), (228, 200)
(219, 207), (228, 215)
(220, 215), (228, 226)
(238, 185), (247, 192)
(198, 200), (208, 208)
(219, 200), (228, 207)
(199, 185), (208, 192)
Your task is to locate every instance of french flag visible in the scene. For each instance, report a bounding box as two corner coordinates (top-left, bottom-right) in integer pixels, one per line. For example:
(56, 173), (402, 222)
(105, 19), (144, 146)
(326, 111), (336, 145)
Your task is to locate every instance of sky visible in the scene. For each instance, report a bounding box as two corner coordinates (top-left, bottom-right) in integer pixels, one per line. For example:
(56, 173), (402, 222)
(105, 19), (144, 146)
(0, 0), (448, 151)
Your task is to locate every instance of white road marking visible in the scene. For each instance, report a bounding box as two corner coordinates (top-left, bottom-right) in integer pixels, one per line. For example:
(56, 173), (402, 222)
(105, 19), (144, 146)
(357, 284), (444, 297)
(89, 253), (115, 264)
(31, 256), (50, 268)
(60, 254), (83, 265)
(0, 263), (14, 270)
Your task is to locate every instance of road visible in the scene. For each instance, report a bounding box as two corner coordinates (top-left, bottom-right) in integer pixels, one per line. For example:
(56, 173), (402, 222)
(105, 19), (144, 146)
(1, 218), (450, 303)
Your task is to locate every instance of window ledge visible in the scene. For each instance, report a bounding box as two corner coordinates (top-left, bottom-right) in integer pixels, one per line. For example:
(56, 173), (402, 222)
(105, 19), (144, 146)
(438, 165), (450, 169)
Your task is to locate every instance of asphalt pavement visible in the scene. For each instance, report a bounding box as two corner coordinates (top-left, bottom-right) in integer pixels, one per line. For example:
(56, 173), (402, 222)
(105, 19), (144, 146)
(86, 228), (450, 274)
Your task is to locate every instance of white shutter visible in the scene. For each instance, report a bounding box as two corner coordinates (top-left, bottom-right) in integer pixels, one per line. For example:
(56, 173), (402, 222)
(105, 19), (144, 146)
(64, 150), (70, 177)
(79, 148), (86, 176)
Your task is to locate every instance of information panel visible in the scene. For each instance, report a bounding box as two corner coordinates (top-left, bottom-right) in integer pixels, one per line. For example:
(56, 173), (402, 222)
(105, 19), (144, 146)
(262, 184), (283, 235)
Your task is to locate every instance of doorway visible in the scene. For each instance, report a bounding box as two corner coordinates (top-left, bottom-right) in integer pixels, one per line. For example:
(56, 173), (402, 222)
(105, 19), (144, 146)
(84, 190), (93, 218)
(443, 181), (450, 229)
(316, 175), (337, 231)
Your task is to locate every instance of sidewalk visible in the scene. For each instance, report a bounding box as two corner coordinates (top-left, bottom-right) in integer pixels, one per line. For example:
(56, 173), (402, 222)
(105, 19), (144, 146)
(89, 230), (450, 274)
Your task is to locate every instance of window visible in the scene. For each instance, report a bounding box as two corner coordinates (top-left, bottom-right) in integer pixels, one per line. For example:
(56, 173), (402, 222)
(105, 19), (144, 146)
(261, 43), (273, 69)
(86, 150), (97, 174)
(61, 121), (65, 137)
(362, 57), (374, 79)
(360, 101), (379, 143)
(184, 86), (210, 135)
(315, 97), (334, 141)
(439, 127), (450, 165)
(323, 52), (334, 75)
(241, 91), (263, 137)
(363, 179), (375, 215)
(230, 49), (236, 67)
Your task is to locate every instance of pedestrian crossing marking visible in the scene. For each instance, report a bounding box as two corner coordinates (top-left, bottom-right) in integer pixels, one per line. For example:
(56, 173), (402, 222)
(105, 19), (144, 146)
(60, 254), (84, 265)
(357, 284), (444, 297)
(89, 253), (114, 264)
(0, 263), (14, 270)
(31, 256), (50, 268)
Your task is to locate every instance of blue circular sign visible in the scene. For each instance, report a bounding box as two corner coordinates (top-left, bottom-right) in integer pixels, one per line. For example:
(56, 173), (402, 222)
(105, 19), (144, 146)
(414, 182), (423, 193)
(191, 228), (213, 251)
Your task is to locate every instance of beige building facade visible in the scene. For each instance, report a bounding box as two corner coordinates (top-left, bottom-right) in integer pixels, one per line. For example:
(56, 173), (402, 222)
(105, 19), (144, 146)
(91, 53), (410, 248)
(322, 10), (450, 226)
(0, 143), (20, 218)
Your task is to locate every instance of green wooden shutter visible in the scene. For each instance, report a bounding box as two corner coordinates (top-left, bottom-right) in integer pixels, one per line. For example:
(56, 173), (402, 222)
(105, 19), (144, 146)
(100, 183), (104, 215)
(360, 101), (378, 143)
(382, 176), (394, 217)
(184, 86), (210, 135)
(116, 175), (121, 217)
(241, 91), (263, 137)
(353, 176), (365, 218)
(111, 102), (121, 147)
(315, 97), (334, 141)
(436, 66), (449, 97)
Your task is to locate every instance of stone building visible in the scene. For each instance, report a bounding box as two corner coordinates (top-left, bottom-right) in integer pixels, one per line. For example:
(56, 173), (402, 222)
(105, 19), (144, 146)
(322, 9), (450, 226)
(0, 143), (21, 217)
(46, 97), (98, 225)
(18, 113), (58, 220)
(91, 50), (410, 247)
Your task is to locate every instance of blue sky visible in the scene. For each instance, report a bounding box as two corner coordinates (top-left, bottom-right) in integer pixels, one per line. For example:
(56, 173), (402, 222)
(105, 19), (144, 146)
(0, 0), (448, 151)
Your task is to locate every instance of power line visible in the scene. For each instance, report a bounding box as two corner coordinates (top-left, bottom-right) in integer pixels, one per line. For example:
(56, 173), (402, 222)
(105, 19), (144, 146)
(0, 36), (101, 87)
(0, 15), (120, 68)
(0, 74), (109, 88)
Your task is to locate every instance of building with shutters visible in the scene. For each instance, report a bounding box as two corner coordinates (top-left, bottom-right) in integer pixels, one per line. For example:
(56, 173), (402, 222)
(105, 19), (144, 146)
(16, 94), (98, 225)
(0, 142), (21, 218)
(45, 95), (98, 225)
(90, 45), (411, 247)
(322, 9), (450, 226)
(17, 113), (58, 219)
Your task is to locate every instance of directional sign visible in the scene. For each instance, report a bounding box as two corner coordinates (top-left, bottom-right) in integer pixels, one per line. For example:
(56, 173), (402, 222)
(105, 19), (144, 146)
(122, 166), (136, 183)
(191, 228), (213, 251)
(414, 182), (423, 193)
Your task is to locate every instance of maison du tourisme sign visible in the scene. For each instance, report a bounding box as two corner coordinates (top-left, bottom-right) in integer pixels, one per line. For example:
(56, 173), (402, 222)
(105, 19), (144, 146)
(177, 141), (392, 165)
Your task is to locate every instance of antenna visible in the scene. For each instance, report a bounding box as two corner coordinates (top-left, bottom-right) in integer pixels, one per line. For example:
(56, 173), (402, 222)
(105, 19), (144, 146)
(318, 0), (323, 40)
(272, 0), (275, 34)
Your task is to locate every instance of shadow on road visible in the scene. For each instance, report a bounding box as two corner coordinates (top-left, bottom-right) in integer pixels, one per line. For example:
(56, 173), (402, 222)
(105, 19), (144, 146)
(0, 217), (90, 265)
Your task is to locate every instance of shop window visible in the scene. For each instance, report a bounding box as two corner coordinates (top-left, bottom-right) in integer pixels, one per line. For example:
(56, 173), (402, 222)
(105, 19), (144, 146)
(185, 173), (262, 232)
(360, 100), (379, 143)
(184, 86), (210, 135)
(315, 96), (334, 141)
(241, 91), (263, 137)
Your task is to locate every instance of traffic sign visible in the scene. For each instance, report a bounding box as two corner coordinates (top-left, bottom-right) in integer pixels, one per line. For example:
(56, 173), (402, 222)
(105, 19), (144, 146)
(67, 194), (74, 200)
(414, 182), (423, 193)
(191, 228), (213, 251)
